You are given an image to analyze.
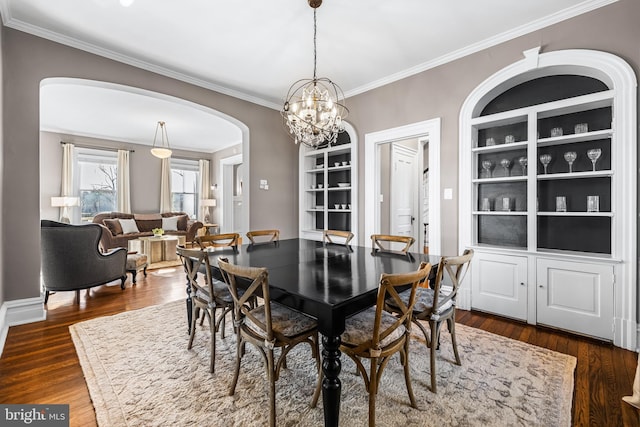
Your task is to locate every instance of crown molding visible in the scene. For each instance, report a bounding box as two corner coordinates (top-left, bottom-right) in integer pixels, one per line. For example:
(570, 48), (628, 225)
(344, 0), (619, 99)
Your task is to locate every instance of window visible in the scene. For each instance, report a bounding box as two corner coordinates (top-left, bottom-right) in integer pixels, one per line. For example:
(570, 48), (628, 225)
(77, 148), (118, 222)
(171, 158), (199, 218)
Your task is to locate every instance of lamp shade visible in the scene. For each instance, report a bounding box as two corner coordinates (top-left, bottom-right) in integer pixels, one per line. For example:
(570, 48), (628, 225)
(51, 196), (80, 207)
(200, 199), (217, 207)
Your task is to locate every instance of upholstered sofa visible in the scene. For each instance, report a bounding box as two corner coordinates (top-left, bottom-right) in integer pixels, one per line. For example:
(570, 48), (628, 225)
(92, 212), (203, 250)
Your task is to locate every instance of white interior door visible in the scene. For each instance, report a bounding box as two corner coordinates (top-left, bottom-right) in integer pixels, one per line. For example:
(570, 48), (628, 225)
(390, 143), (417, 243)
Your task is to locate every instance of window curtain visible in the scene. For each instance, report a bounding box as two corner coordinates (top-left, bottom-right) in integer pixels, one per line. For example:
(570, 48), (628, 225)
(117, 149), (131, 213)
(60, 143), (79, 223)
(61, 143), (74, 196)
(160, 157), (172, 213)
(198, 159), (211, 220)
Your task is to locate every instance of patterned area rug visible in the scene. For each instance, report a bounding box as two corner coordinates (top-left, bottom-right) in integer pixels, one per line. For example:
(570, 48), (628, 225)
(70, 300), (575, 426)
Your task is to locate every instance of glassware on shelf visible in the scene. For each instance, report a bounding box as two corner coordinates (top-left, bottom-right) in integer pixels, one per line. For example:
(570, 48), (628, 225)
(587, 195), (600, 212)
(550, 127), (563, 137)
(574, 123), (588, 134)
(518, 157), (527, 176)
(556, 196), (567, 212)
(502, 197), (511, 212)
(481, 160), (494, 178)
(500, 158), (512, 177)
(481, 198), (491, 211)
(486, 137), (495, 146)
(563, 151), (577, 173)
(539, 154), (552, 174)
(505, 134), (515, 143)
(587, 148), (602, 171)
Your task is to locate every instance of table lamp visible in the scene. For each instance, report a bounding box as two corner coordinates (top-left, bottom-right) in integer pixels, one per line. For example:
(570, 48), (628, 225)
(200, 199), (216, 223)
(51, 196), (80, 224)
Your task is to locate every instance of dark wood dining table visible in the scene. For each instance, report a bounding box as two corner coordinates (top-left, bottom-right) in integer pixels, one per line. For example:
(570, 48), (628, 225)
(186, 238), (437, 427)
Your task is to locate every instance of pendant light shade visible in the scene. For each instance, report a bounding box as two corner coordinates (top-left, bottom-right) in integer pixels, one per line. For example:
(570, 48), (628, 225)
(151, 121), (172, 159)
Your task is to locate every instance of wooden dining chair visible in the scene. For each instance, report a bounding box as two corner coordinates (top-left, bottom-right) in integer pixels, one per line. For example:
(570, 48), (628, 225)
(176, 246), (234, 373)
(196, 233), (240, 250)
(323, 229), (354, 246)
(385, 249), (473, 393)
(371, 234), (415, 254)
(312, 262), (431, 427)
(245, 229), (280, 244)
(217, 257), (321, 427)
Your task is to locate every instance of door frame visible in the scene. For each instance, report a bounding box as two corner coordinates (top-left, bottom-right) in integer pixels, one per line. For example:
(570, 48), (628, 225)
(364, 118), (441, 254)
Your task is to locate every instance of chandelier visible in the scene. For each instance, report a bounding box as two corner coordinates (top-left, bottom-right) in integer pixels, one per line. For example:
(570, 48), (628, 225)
(150, 121), (172, 159)
(282, 0), (348, 149)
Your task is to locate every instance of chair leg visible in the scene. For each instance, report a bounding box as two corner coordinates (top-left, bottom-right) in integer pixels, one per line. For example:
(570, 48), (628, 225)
(448, 316), (461, 366)
(229, 336), (243, 396)
(44, 290), (50, 304)
(368, 358), (378, 427)
(209, 309), (216, 373)
(120, 276), (126, 290)
(430, 320), (440, 393)
(267, 349), (277, 427)
(310, 333), (323, 407)
(187, 307), (198, 350)
(402, 340), (417, 408)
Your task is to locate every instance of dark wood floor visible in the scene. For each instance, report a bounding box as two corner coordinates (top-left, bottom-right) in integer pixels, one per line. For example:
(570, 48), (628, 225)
(1, 265), (639, 427)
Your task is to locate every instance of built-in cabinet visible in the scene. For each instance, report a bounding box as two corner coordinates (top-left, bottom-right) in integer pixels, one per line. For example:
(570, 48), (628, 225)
(459, 48), (636, 348)
(299, 128), (357, 241)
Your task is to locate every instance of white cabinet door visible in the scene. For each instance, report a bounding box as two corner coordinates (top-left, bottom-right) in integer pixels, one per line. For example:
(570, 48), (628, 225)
(536, 258), (614, 340)
(471, 252), (528, 320)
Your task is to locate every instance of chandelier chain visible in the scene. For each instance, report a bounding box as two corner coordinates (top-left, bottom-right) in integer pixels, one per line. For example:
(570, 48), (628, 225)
(313, 8), (317, 80)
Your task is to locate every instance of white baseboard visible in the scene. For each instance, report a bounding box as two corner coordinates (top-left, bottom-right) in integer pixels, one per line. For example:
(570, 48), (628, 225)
(0, 297), (46, 357)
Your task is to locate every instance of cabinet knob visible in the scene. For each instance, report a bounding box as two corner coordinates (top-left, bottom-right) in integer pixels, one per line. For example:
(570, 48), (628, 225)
(520, 282), (525, 286)
(539, 285), (544, 288)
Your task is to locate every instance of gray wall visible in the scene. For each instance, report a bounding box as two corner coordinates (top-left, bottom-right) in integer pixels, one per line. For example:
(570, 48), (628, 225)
(2, 27), (295, 301)
(349, 0), (640, 256)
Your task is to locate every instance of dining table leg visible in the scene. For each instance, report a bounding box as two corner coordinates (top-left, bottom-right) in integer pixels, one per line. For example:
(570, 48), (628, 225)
(321, 334), (342, 427)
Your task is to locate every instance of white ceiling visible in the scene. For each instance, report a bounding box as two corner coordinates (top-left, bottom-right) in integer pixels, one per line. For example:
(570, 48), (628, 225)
(1, 0), (614, 153)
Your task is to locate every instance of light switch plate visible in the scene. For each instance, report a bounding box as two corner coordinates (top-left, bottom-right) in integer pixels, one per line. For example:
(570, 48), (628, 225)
(444, 188), (453, 200)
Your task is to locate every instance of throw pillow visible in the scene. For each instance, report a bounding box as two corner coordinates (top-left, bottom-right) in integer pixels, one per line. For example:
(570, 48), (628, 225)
(119, 218), (140, 234)
(162, 216), (179, 232)
(176, 215), (188, 231)
(103, 219), (123, 235)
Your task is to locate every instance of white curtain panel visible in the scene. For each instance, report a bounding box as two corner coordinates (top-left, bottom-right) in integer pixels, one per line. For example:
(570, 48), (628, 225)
(117, 149), (131, 213)
(61, 142), (74, 196)
(160, 158), (172, 213)
(61, 143), (78, 222)
(198, 159), (211, 220)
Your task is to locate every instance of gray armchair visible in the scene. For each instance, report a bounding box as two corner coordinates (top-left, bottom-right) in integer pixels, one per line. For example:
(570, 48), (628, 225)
(40, 220), (127, 303)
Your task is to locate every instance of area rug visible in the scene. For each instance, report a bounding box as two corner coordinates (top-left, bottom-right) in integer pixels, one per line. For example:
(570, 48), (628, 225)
(70, 301), (576, 427)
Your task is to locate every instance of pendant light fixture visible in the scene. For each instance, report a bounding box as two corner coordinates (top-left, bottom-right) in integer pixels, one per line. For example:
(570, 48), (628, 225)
(281, 0), (348, 149)
(150, 121), (172, 159)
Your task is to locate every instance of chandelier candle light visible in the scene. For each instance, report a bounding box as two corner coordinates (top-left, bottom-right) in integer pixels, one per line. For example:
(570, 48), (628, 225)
(150, 121), (172, 159)
(281, 0), (348, 149)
